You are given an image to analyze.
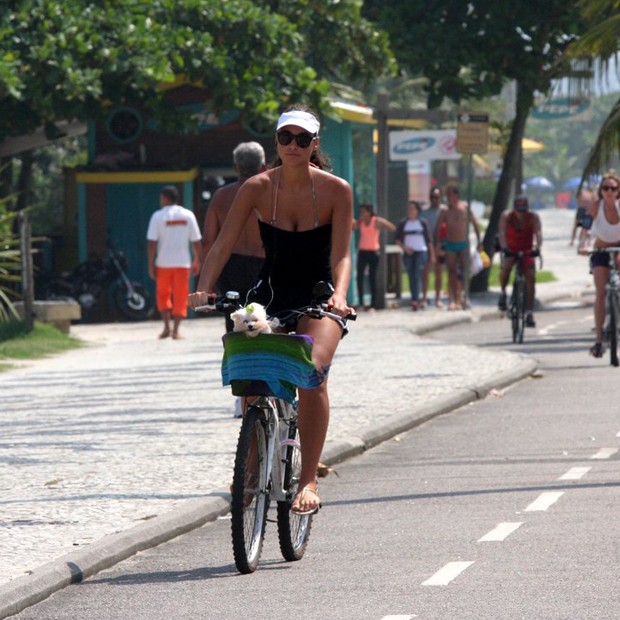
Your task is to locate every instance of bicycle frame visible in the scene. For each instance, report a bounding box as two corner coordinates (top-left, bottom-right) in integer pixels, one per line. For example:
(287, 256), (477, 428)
(248, 395), (298, 504)
(600, 248), (620, 367)
(508, 253), (527, 344)
(200, 282), (355, 573)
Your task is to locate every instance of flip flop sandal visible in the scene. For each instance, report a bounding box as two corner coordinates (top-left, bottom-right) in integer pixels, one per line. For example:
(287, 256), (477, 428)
(291, 485), (321, 516)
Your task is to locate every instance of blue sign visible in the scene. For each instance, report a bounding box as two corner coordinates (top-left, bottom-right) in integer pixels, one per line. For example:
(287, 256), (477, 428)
(389, 130), (460, 161)
(393, 136), (436, 155)
(532, 97), (591, 120)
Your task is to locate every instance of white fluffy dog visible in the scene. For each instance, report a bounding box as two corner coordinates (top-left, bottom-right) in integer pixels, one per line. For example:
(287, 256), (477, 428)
(230, 303), (277, 337)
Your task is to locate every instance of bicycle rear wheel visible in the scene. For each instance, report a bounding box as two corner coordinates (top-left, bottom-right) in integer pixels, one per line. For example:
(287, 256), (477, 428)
(609, 291), (619, 367)
(511, 277), (525, 344)
(277, 420), (313, 561)
(231, 406), (270, 574)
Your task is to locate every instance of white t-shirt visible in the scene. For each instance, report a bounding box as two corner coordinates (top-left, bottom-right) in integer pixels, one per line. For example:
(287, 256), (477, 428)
(146, 205), (201, 268)
(591, 200), (620, 244)
(403, 219), (428, 252)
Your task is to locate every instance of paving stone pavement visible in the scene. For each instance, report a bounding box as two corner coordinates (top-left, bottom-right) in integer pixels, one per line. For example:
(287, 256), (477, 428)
(0, 304), (529, 587)
(0, 208), (591, 614)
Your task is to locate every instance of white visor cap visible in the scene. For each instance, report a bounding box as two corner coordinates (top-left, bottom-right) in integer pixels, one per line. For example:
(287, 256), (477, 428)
(276, 110), (320, 135)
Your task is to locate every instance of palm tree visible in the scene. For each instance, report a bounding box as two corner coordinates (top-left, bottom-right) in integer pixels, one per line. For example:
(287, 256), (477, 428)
(569, 1), (620, 176)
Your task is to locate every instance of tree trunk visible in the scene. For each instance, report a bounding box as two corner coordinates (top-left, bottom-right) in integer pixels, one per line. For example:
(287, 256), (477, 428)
(16, 151), (34, 212)
(470, 80), (534, 293)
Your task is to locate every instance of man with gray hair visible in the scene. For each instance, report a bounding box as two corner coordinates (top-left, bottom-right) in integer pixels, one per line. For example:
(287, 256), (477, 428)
(202, 141), (266, 331)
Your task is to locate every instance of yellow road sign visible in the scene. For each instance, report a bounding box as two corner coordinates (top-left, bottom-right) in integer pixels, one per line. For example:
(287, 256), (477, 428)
(456, 112), (489, 154)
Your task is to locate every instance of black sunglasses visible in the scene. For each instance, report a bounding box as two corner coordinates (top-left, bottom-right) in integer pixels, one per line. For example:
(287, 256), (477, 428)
(601, 185), (619, 191)
(276, 130), (316, 148)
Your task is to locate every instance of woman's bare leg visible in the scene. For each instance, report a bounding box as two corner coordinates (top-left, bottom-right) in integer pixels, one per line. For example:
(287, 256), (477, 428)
(593, 266), (608, 343)
(292, 316), (342, 513)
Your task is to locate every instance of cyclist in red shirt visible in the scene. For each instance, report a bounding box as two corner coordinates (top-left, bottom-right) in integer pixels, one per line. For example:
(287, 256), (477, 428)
(497, 195), (543, 327)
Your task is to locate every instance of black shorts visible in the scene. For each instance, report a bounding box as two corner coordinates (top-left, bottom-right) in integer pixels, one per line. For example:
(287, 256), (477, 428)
(590, 251), (612, 270)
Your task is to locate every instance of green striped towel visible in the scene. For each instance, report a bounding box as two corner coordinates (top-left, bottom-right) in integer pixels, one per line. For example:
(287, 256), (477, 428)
(221, 332), (323, 402)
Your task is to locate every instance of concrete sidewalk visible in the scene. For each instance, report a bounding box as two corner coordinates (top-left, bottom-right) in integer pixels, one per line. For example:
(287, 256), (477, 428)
(0, 208), (593, 617)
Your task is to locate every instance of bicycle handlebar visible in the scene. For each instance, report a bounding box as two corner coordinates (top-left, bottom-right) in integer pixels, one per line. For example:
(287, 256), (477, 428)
(195, 293), (357, 323)
(588, 246), (620, 254)
(290, 303), (357, 323)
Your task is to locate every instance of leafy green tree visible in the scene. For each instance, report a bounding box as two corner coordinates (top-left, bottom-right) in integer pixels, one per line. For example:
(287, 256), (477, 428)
(0, 0), (392, 219)
(0, 0), (323, 142)
(363, 0), (588, 290)
(0, 0), (391, 143)
(523, 92), (620, 187)
(567, 0), (620, 177)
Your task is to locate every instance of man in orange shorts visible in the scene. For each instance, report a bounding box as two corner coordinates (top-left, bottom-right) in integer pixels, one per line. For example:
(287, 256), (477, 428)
(147, 185), (202, 339)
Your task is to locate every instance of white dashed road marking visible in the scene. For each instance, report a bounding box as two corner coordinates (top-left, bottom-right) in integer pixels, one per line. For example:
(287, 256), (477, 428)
(478, 521), (524, 542)
(524, 491), (564, 512)
(558, 466), (591, 481)
(421, 561), (475, 586)
(590, 448), (618, 460)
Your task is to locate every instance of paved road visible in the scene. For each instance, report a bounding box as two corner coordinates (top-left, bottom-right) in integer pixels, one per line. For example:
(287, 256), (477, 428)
(10, 302), (618, 620)
(0, 208), (592, 616)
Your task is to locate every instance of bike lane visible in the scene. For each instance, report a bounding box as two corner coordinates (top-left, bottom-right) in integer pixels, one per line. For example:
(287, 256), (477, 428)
(0, 208), (592, 617)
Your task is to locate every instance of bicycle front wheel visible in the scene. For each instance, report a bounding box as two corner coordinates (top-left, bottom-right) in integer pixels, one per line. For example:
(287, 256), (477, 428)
(511, 277), (525, 344)
(231, 406), (270, 574)
(609, 291), (619, 367)
(277, 422), (313, 561)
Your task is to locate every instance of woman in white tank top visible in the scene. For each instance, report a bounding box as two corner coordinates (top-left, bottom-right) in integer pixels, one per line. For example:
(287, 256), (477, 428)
(578, 171), (620, 357)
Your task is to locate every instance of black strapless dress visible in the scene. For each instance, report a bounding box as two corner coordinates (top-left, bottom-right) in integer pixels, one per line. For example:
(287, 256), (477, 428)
(251, 221), (332, 316)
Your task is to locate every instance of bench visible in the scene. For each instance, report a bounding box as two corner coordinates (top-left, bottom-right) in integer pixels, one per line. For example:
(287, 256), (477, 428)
(13, 300), (81, 333)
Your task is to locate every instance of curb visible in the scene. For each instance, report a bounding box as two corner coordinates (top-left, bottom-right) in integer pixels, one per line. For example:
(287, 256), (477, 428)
(0, 494), (230, 619)
(0, 351), (537, 619)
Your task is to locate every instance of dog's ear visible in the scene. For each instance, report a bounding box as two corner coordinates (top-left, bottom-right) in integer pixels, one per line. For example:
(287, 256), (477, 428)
(230, 310), (247, 331)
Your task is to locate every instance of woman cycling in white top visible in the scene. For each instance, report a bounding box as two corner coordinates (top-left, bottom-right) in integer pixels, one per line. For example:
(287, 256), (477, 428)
(578, 170), (620, 358)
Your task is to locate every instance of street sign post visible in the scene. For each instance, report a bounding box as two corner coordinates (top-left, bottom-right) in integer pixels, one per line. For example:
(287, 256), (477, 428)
(456, 112), (489, 308)
(456, 112), (489, 154)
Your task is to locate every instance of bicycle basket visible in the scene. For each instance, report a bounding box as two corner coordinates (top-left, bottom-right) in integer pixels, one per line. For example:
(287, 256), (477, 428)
(221, 332), (324, 403)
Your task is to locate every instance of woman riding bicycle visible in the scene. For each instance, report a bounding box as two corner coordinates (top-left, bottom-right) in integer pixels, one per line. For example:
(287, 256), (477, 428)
(578, 170), (620, 358)
(188, 105), (354, 515)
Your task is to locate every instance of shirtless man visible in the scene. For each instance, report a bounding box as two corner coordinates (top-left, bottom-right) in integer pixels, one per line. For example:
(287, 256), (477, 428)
(202, 142), (266, 418)
(435, 184), (481, 310)
(202, 142), (266, 332)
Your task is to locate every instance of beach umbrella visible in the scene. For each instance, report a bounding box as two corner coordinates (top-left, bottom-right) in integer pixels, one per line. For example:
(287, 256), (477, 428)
(562, 175), (601, 190)
(562, 176), (582, 190)
(523, 176), (555, 191)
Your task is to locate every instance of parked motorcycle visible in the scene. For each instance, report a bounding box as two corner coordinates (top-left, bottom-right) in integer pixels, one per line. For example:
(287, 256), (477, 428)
(42, 245), (153, 321)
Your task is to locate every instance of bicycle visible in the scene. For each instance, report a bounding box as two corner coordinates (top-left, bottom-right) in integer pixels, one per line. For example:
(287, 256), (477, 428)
(504, 249), (540, 344)
(590, 247), (620, 367)
(197, 282), (356, 573)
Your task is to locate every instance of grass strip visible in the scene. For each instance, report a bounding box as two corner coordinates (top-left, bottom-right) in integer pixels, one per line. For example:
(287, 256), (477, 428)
(0, 320), (82, 367)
